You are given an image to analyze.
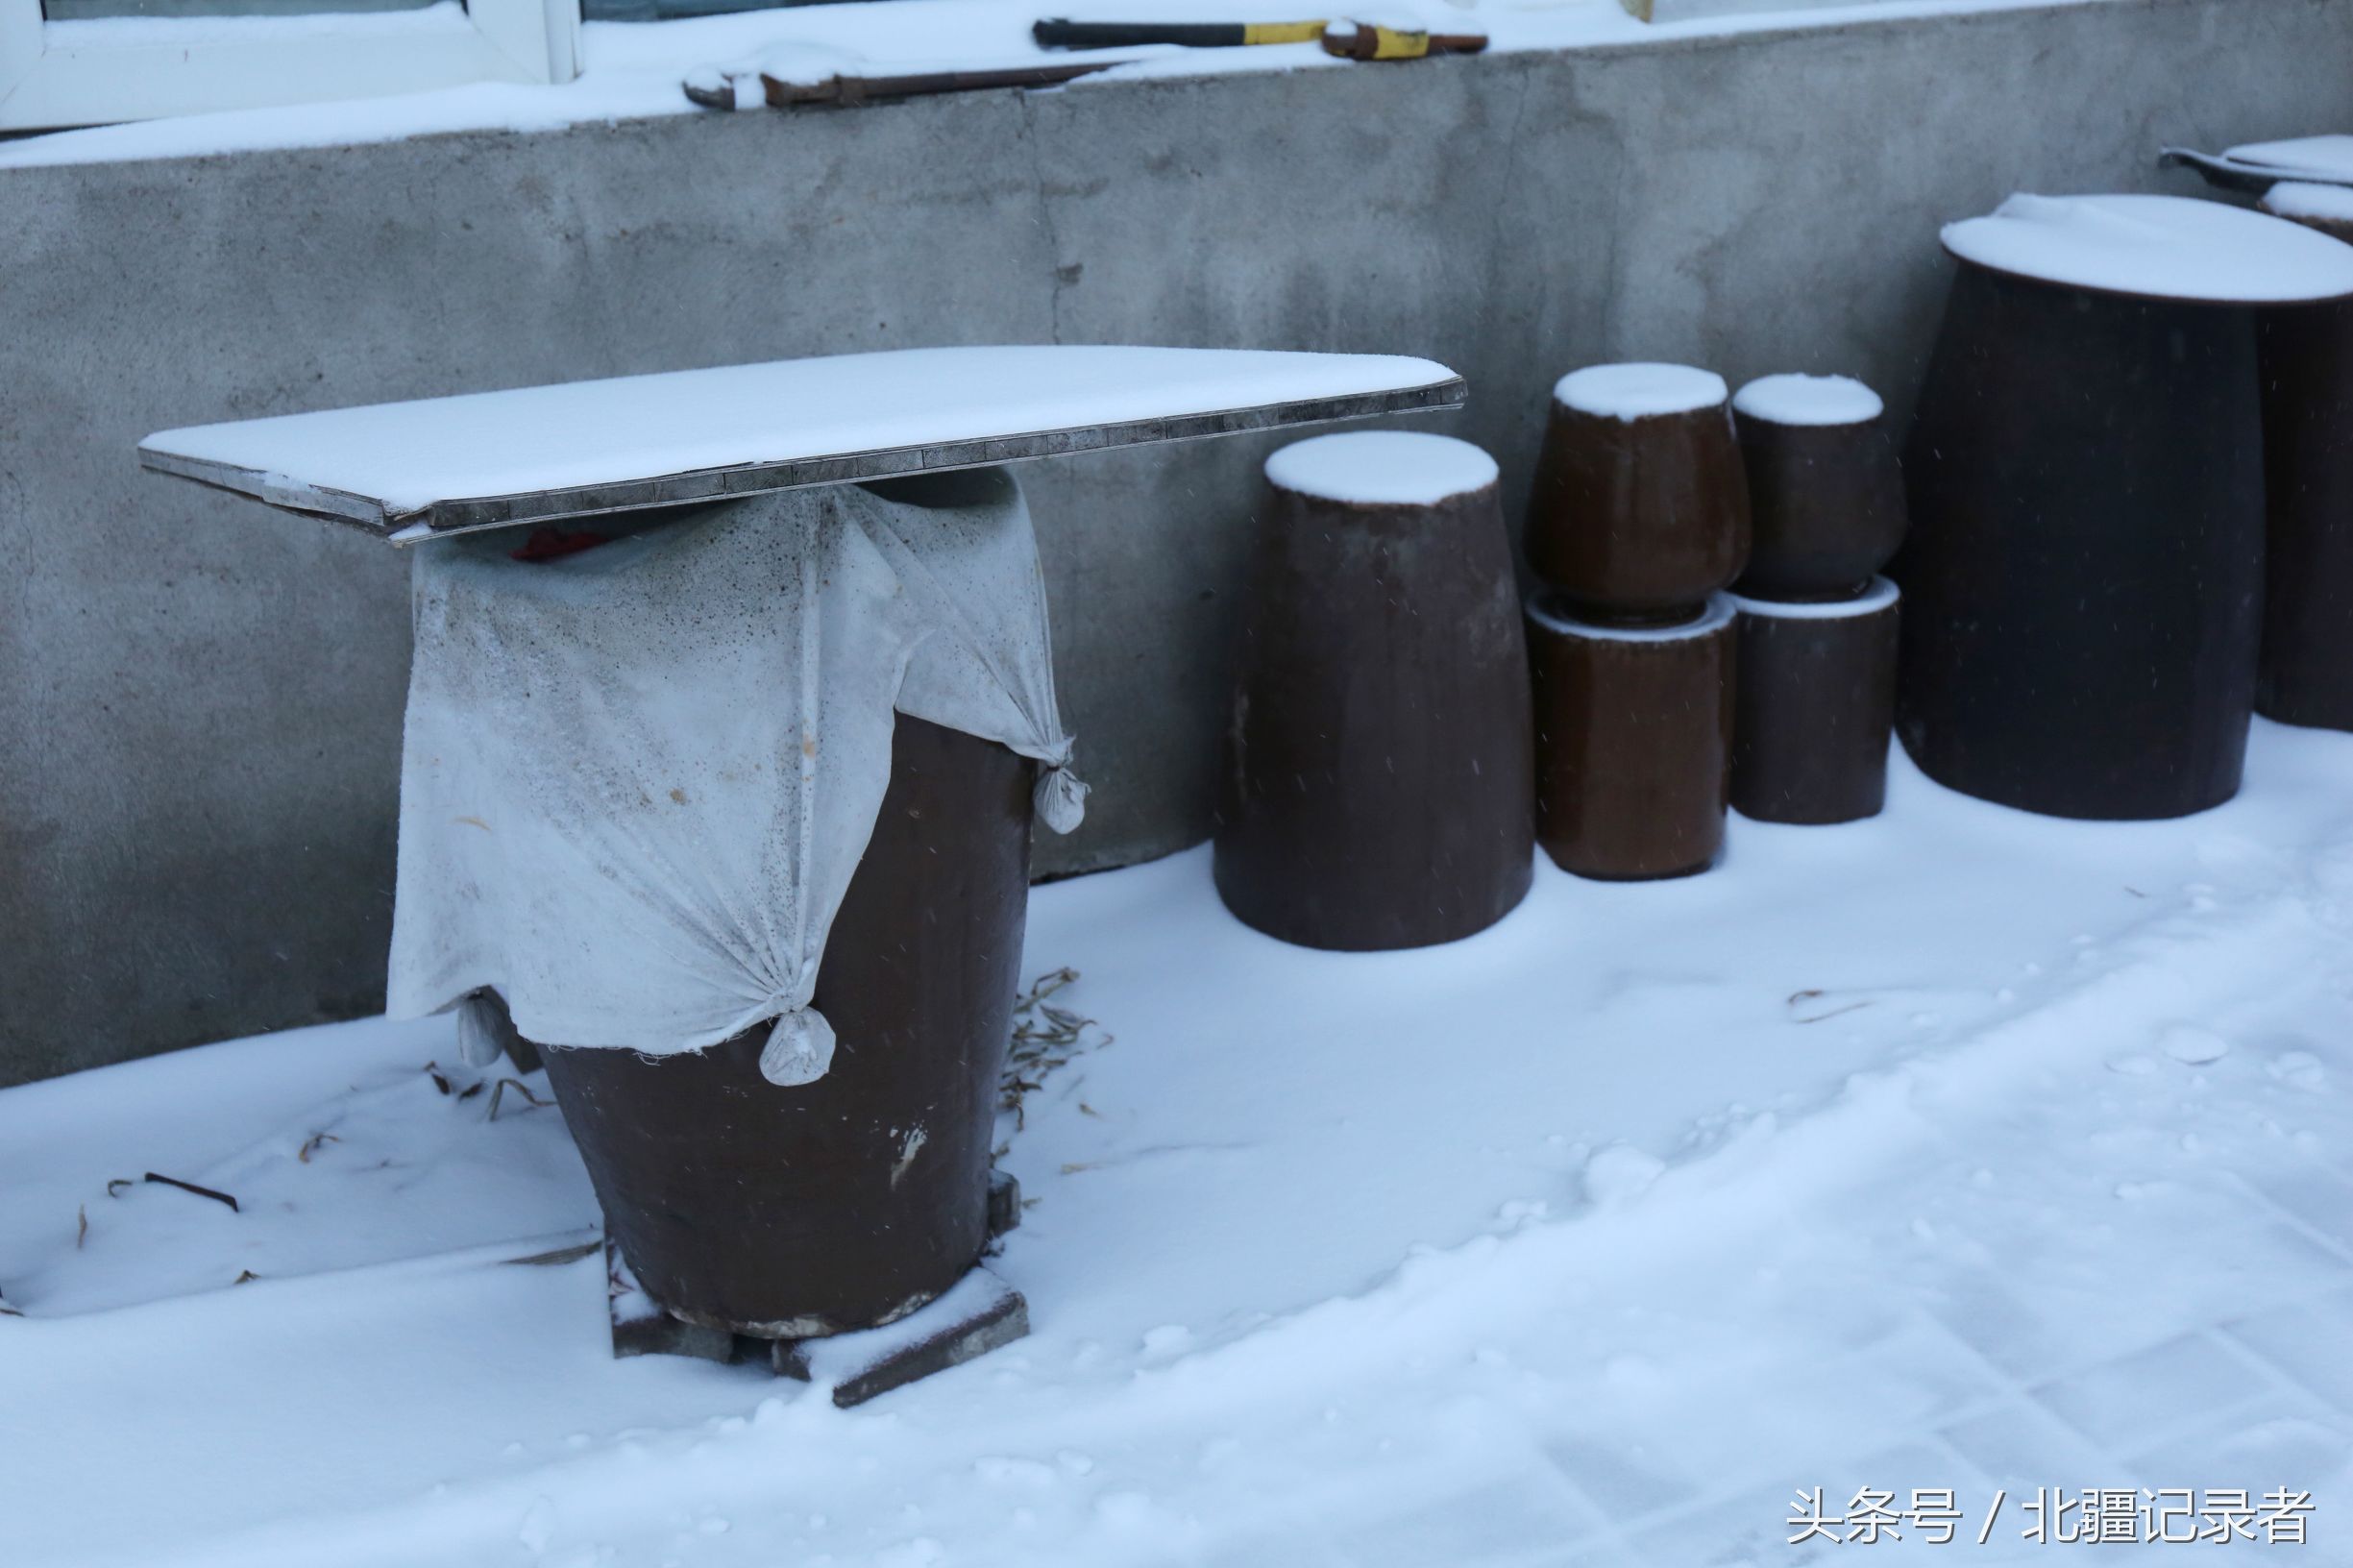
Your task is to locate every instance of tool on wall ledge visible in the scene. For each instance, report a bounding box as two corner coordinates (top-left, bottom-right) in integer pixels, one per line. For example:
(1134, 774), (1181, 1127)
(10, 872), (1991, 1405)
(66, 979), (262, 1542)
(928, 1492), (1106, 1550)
(1032, 17), (1486, 58)
(685, 53), (1120, 110)
(1030, 17), (1327, 47)
(683, 18), (1487, 110)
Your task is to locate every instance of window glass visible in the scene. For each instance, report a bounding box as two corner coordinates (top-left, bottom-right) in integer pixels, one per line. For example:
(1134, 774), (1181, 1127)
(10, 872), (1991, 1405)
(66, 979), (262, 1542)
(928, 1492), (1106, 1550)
(44, 0), (444, 18)
(581, 0), (793, 21)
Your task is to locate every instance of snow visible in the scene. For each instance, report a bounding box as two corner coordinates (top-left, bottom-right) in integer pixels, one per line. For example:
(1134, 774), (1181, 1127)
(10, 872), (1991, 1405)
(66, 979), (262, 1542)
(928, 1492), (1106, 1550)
(1941, 193), (2353, 306)
(1728, 576), (1899, 619)
(6, 723), (2353, 1563)
(1552, 362), (1728, 421)
(2225, 134), (2353, 184)
(0, 0), (2116, 172)
(139, 346), (1458, 520)
(2266, 182), (2353, 228)
(1731, 372), (1883, 427)
(1530, 591), (1735, 640)
(749, 40), (869, 87)
(1262, 429), (1498, 506)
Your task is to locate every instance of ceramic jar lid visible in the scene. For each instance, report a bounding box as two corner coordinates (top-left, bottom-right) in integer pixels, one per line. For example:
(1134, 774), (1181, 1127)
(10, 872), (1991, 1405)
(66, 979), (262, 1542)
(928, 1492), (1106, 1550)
(1552, 362), (1728, 421)
(1727, 576), (1900, 619)
(1941, 193), (2353, 306)
(1263, 429), (1498, 505)
(1730, 374), (1883, 429)
(2263, 183), (2353, 243)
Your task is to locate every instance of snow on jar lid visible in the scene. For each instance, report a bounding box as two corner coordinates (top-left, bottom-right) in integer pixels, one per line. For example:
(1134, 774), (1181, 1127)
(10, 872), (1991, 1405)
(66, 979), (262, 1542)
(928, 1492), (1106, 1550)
(1731, 373), (1883, 428)
(2225, 134), (2353, 183)
(1941, 193), (2353, 305)
(1728, 576), (1900, 620)
(1263, 429), (1498, 506)
(2264, 182), (2353, 233)
(1528, 591), (1737, 643)
(1552, 363), (1728, 422)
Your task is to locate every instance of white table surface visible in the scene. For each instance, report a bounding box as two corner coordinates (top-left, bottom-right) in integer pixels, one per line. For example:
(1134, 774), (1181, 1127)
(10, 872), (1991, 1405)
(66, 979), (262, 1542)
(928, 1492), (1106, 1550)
(139, 345), (1465, 542)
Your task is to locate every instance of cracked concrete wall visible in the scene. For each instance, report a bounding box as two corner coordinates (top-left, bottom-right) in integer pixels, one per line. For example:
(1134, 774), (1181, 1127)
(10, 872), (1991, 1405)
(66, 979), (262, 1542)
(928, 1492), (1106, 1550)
(4, 0), (2349, 1085)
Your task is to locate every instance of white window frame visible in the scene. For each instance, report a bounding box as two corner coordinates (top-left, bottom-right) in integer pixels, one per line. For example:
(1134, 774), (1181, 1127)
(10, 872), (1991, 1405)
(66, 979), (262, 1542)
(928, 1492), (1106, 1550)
(0, 0), (577, 131)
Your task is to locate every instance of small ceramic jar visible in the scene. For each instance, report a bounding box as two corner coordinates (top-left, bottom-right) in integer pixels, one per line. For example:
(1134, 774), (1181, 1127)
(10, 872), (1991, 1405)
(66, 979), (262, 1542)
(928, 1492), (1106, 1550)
(1728, 578), (1900, 825)
(1730, 374), (1906, 601)
(1214, 429), (1535, 949)
(1526, 591), (1735, 880)
(1525, 362), (1751, 625)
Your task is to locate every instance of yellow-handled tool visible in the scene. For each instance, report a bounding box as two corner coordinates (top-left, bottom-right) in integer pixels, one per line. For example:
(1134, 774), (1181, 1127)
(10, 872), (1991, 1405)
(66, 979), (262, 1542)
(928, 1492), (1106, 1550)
(1031, 17), (1487, 56)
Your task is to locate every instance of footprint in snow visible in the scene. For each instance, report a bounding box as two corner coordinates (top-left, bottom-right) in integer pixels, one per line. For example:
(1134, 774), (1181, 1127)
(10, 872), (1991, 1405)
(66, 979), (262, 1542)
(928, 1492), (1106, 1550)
(1583, 1144), (1665, 1207)
(2159, 1025), (2232, 1066)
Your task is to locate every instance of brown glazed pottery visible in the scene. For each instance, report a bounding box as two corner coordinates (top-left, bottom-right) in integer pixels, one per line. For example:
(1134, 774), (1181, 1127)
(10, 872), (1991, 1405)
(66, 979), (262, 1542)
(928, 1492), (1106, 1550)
(536, 712), (1033, 1339)
(1729, 374), (1908, 601)
(1214, 429), (1535, 950)
(1728, 579), (1900, 825)
(2255, 191), (2353, 731)
(1896, 194), (2353, 820)
(1525, 362), (1752, 624)
(1527, 591), (1735, 880)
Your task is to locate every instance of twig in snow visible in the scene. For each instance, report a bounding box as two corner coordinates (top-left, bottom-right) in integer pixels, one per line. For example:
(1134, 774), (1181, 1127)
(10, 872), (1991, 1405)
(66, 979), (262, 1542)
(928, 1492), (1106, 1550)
(1787, 988), (1875, 1025)
(106, 1178), (134, 1197)
(298, 1132), (340, 1164)
(143, 1172), (240, 1213)
(502, 1239), (601, 1267)
(487, 1077), (549, 1121)
(1001, 968), (1113, 1130)
(425, 1062), (453, 1094)
(233, 1270), (258, 1285)
(457, 1081), (484, 1102)
(76, 1206), (86, 1250)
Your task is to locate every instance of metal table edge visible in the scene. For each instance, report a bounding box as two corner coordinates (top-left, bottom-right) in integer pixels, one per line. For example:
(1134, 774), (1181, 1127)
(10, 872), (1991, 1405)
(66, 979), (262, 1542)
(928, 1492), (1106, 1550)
(137, 377), (1470, 545)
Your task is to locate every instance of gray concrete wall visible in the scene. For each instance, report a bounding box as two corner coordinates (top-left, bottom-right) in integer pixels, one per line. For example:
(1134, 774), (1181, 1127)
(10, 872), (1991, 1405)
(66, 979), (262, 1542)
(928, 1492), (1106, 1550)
(5, 0), (2348, 1086)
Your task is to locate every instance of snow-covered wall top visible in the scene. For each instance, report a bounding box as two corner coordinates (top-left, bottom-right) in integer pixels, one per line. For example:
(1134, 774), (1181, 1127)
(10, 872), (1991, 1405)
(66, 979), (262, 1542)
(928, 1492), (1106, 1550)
(0, 0), (2124, 171)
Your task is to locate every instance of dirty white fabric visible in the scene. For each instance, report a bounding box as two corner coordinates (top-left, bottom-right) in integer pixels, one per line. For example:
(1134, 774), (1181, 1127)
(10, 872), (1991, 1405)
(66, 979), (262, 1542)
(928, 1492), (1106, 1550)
(386, 469), (1083, 1086)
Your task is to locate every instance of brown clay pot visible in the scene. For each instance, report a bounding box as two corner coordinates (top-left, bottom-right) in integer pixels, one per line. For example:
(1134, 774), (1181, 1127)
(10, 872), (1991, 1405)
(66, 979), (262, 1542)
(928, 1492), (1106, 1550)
(1729, 375), (1907, 600)
(2255, 195), (2353, 731)
(1897, 258), (2266, 820)
(1213, 430), (1535, 950)
(1525, 363), (1752, 624)
(1728, 579), (1900, 825)
(1527, 591), (1735, 880)
(536, 712), (1033, 1338)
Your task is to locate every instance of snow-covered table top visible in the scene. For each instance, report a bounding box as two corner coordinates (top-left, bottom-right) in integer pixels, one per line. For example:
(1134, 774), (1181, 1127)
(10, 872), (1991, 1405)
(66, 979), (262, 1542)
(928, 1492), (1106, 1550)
(1941, 193), (2353, 306)
(139, 345), (1465, 542)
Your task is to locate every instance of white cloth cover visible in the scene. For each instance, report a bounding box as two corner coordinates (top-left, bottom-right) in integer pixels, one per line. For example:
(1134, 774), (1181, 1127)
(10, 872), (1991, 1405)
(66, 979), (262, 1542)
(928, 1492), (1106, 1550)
(386, 469), (1084, 1086)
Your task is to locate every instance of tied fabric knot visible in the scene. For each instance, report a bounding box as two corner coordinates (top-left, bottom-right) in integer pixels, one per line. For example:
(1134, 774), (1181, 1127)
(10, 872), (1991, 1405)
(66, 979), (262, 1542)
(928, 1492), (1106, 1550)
(454, 991), (507, 1068)
(758, 1007), (839, 1087)
(1036, 764), (1089, 835)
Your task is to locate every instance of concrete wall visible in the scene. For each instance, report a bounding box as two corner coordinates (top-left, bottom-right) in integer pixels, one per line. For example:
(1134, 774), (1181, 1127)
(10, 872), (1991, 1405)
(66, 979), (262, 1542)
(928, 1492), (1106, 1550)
(4, 0), (2348, 1086)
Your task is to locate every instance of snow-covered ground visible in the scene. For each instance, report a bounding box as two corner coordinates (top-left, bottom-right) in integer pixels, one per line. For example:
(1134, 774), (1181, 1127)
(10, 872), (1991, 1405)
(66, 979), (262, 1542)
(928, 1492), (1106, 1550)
(5, 727), (2351, 1566)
